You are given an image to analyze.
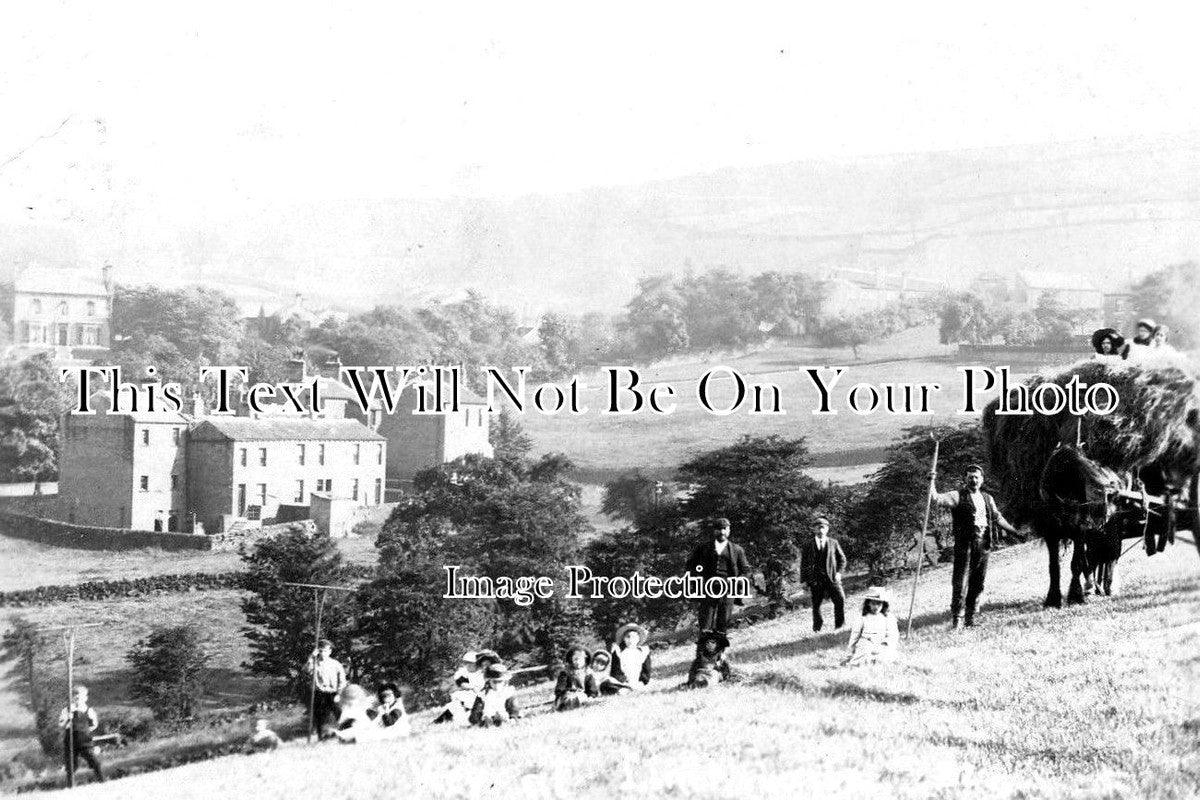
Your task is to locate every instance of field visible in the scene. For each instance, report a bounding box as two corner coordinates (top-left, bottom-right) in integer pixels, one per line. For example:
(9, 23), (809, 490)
(0, 534), (379, 592)
(11, 537), (1200, 799)
(517, 329), (1045, 481)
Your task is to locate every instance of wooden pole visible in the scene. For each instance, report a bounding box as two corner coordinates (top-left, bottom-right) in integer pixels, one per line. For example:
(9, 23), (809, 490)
(308, 588), (323, 743)
(65, 629), (75, 789)
(906, 434), (941, 640)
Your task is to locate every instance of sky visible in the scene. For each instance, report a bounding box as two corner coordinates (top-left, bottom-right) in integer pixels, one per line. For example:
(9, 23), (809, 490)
(2, 2), (1198, 225)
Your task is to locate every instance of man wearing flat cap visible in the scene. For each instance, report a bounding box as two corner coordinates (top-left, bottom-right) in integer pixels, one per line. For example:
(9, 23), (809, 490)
(800, 516), (847, 632)
(685, 517), (751, 634)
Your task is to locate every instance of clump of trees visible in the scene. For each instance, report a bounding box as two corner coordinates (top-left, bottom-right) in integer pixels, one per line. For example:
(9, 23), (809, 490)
(126, 626), (211, 721)
(0, 352), (72, 481)
(938, 289), (1097, 347)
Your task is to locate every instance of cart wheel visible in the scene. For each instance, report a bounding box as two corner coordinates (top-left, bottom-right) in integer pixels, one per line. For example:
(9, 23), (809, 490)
(1191, 475), (1200, 560)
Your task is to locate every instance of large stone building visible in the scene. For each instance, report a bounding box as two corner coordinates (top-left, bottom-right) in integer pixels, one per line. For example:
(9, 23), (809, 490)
(4, 265), (113, 365)
(59, 402), (189, 530)
(59, 406), (385, 535)
(186, 417), (386, 534)
(373, 379), (493, 482)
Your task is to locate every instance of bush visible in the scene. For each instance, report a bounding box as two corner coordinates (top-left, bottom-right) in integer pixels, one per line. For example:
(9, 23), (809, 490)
(126, 626), (211, 721)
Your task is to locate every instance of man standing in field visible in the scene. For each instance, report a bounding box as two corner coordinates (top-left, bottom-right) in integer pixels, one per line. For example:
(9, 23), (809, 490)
(800, 516), (847, 632)
(930, 465), (1019, 629)
(303, 639), (347, 739)
(686, 517), (752, 634)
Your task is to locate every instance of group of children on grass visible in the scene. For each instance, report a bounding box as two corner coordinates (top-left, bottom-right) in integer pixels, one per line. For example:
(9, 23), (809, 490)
(57, 584), (900, 785)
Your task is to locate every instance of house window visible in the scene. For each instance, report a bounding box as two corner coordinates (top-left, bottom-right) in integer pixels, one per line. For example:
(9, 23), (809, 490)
(294, 480), (305, 503)
(58, 301), (68, 316)
(257, 484), (268, 506)
(86, 300), (96, 316)
(237, 484), (247, 515)
(239, 448), (248, 467)
(30, 299), (42, 315)
(318, 444), (326, 465)
(353, 444), (361, 465)
(377, 444), (383, 465)
(298, 444), (306, 465)
(141, 429), (150, 445)
(464, 409), (470, 425)
(172, 427), (181, 445)
(171, 474), (179, 490)
(139, 475), (149, 491)
(316, 478), (332, 493)
(259, 448), (268, 466)
(351, 479), (359, 501)
(374, 478), (382, 505)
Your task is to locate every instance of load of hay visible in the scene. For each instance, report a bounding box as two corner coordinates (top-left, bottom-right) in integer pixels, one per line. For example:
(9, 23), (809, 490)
(982, 351), (1200, 523)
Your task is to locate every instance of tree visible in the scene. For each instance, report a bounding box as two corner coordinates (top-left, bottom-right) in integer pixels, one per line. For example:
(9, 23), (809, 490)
(0, 353), (73, 481)
(938, 292), (993, 345)
(1131, 261), (1200, 348)
(625, 275), (689, 360)
(109, 285), (243, 389)
(1032, 291), (1074, 346)
(489, 409), (533, 468)
(678, 435), (828, 571)
(600, 471), (663, 522)
(677, 269), (758, 351)
(126, 626), (211, 721)
(751, 271), (830, 338)
(240, 525), (358, 697)
(537, 312), (579, 378)
(359, 450), (593, 679)
(817, 311), (882, 360)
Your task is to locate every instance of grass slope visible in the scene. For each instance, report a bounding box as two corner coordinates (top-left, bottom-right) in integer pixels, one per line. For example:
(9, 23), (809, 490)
(29, 540), (1200, 799)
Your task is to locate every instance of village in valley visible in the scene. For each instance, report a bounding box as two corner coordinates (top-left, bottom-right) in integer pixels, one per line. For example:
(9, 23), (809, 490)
(2, 8), (1199, 799)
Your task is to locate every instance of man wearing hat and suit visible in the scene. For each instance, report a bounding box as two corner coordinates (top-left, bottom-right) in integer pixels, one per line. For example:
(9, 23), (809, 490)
(800, 516), (847, 632)
(931, 465), (1019, 629)
(685, 517), (752, 634)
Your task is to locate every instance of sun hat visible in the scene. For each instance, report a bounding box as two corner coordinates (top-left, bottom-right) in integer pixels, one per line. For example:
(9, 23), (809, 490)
(614, 623), (649, 646)
(563, 644), (592, 666)
(863, 586), (892, 607)
(590, 649), (611, 665)
(460, 651), (479, 663)
(697, 631), (730, 651)
(484, 663), (510, 681)
(474, 649), (501, 665)
(1091, 328), (1125, 353)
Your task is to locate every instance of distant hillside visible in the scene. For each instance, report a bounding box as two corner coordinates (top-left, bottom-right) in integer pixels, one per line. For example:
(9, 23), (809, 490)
(4, 132), (1200, 314)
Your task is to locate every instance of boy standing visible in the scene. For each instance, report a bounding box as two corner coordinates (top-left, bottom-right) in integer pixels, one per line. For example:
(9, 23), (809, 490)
(303, 639), (347, 739)
(59, 685), (104, 784)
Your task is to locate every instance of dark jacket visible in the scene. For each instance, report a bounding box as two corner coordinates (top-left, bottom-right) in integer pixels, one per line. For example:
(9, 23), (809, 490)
(685, 540), (751, 580)
(553, 668), (599, 710)
(931, 488), (1011, 550)
(687, 651), (732, 686)
(799, 536), (847, 585)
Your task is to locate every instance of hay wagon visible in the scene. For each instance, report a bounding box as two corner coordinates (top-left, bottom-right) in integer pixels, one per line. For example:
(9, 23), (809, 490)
(985, 354), (1200, 606)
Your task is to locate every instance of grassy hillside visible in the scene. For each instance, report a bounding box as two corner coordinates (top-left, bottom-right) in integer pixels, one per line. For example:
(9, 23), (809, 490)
(25, 539), (1199, 799)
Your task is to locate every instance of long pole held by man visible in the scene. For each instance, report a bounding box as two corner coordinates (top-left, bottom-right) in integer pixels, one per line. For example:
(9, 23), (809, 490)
(906, 430), (941, 639)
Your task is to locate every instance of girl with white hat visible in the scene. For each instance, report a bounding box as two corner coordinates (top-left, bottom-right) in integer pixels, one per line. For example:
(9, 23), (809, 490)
(843, 587), (900, 666)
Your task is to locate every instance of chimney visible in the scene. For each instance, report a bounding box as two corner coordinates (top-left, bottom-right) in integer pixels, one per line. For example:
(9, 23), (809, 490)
(191, 393), (206, 418)
(287, 349), (307, 384)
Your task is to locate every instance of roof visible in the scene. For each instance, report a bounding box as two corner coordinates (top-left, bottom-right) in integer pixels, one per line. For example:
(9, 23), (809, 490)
(190, 416), (384, 442)
(14, 266), (108, 297)
(1016, 270), (1101, 292)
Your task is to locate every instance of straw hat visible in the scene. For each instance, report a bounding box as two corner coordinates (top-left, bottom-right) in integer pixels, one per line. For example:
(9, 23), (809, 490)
(863, 586), (892, 608)
(614, 623), (648, 646)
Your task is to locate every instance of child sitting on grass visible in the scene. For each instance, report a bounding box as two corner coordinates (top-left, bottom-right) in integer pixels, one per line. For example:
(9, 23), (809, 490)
(243, 719), (282, 754)
(433, 674), (477, 724)
(554, 644), (599, 711)
(687, 631), (733, 688)
(607, 623), (652, 693)
(469, 664), (522, 726)
(843, 586), (900, 666)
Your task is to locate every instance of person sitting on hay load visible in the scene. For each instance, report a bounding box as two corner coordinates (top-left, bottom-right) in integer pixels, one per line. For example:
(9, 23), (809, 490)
(982, 352), (1200, 608)
(1120, 318), (1156, 360)
(1091, 328), (1125, 360)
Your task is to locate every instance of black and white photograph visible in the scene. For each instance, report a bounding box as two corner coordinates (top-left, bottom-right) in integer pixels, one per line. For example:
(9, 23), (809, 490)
(1, 4), (1198, 798)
